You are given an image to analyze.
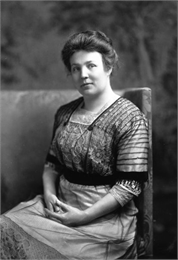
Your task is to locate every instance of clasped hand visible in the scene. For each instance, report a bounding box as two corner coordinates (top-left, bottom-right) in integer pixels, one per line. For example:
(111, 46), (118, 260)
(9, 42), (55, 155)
(44, 197), (88, 227)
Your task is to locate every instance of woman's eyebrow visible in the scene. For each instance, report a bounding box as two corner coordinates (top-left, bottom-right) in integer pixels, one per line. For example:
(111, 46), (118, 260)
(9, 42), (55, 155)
(71, 60), (95, 66)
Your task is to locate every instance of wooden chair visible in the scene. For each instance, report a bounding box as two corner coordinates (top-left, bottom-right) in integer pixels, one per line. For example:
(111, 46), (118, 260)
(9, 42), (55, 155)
(121, 88), (153, 258)
(1, 87), (153, 258)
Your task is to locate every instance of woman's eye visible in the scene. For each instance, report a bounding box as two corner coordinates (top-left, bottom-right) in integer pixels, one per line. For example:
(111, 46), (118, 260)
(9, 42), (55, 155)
(88, 64), (96, 69)
(72, 67), (80, 73)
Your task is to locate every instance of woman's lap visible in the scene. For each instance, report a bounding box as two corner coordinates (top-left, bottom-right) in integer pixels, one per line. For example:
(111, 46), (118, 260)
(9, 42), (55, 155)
(1, 182), (137, 259)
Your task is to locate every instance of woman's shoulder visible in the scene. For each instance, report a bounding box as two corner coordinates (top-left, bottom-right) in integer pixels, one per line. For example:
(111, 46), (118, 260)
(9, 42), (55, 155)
(117, 96), (140, 112)
(115, 96), (148, 128)
(108, 96), (143, 121)
(103, 96), (148, 130)
(55, 96), (83, 118)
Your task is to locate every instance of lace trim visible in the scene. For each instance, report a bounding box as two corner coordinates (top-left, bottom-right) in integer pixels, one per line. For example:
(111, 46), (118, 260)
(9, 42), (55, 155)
(117, 179), (141, 196)
(109, 179), (141, 206)
(0, 215), (67, 259)
(109, 185), (134, 207)
(70, 110), (97, 125)
(70, 95), (119, 124)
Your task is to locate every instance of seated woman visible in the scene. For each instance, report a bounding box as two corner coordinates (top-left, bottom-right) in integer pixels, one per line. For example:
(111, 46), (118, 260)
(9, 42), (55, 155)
(0, 30), (149, 259)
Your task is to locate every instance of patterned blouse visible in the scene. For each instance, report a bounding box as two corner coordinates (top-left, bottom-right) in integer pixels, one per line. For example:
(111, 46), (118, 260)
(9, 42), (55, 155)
(46, 96), (149, 207)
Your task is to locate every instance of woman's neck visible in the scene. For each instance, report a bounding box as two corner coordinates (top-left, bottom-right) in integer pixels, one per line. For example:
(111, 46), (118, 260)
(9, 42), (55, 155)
(82, 88), (119, 113)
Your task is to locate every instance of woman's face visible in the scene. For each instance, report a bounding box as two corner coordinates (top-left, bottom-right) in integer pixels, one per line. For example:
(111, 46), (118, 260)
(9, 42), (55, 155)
(70, 51), (112, 98)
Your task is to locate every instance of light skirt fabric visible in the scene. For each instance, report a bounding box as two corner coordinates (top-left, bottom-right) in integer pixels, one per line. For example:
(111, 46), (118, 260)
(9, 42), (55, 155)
(1, 175), (138, 259)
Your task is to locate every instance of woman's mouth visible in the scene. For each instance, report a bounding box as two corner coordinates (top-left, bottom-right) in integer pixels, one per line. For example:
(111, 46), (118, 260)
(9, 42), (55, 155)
(81, 83), (92, 88)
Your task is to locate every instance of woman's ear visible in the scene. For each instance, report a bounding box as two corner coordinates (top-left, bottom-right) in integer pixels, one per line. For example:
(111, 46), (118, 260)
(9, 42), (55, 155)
(107, 67), (113, 77)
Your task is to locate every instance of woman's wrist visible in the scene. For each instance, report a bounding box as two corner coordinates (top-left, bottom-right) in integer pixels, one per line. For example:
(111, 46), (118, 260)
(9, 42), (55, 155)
(43, 169), (58, 196)
(44, 188), (56, 197)
(83, 193), (120, 223)
(83, 209), (96, 223)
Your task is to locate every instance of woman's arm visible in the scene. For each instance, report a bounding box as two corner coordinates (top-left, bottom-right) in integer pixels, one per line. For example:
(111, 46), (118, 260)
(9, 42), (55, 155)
(43, 165), (60, 212)
(84, 193), (119, 221)
(43, 165), (58, 196)
(45, 179), (140, 226)
(45, 192), (120, 226)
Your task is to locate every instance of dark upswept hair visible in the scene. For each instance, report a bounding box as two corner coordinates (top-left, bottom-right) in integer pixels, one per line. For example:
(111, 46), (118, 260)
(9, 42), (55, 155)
(61, 30), (119, 73)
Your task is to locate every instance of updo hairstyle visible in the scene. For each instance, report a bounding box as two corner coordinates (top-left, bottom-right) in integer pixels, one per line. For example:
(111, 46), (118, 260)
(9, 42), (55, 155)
(61, 30), (119, 74)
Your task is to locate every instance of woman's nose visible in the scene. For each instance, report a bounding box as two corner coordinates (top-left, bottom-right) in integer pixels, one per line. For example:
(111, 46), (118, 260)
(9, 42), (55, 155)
(80, 67), (88, 78)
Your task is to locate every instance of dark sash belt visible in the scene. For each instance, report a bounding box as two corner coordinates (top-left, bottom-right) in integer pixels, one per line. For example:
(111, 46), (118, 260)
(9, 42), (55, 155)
(60, 166), (116, 186)
(58, 165), (148, 185)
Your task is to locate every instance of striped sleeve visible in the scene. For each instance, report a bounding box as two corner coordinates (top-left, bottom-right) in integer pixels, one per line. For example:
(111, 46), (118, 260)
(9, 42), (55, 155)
(44, 111), (61, 172)
(116, 110), (149, 181)
(44, 104), (68, 170)
(109, 109), (149, 205)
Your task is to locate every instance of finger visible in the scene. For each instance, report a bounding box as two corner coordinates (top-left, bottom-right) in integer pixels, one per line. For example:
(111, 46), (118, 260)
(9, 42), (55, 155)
(45, 208), (55, 219)
(54, 205), (63, 213)
(55, 200), (68, 211)
(45, 208), (65, 221)
(47, 202), (54, 212)
(54, 205), (60, 212)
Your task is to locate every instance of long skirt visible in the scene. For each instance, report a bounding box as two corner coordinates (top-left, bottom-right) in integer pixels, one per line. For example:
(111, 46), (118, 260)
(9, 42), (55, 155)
(0, 175), (138, 259)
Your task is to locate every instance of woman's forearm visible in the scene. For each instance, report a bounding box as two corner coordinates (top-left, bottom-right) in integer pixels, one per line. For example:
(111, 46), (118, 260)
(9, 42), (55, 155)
(42, 166), (58, 195)
(44, 192), (120, 226)
(84, 193), (120, 222)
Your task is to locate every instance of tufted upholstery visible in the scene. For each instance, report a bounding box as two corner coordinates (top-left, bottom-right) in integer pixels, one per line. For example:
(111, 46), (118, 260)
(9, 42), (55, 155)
(1, 88), (153, 258)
